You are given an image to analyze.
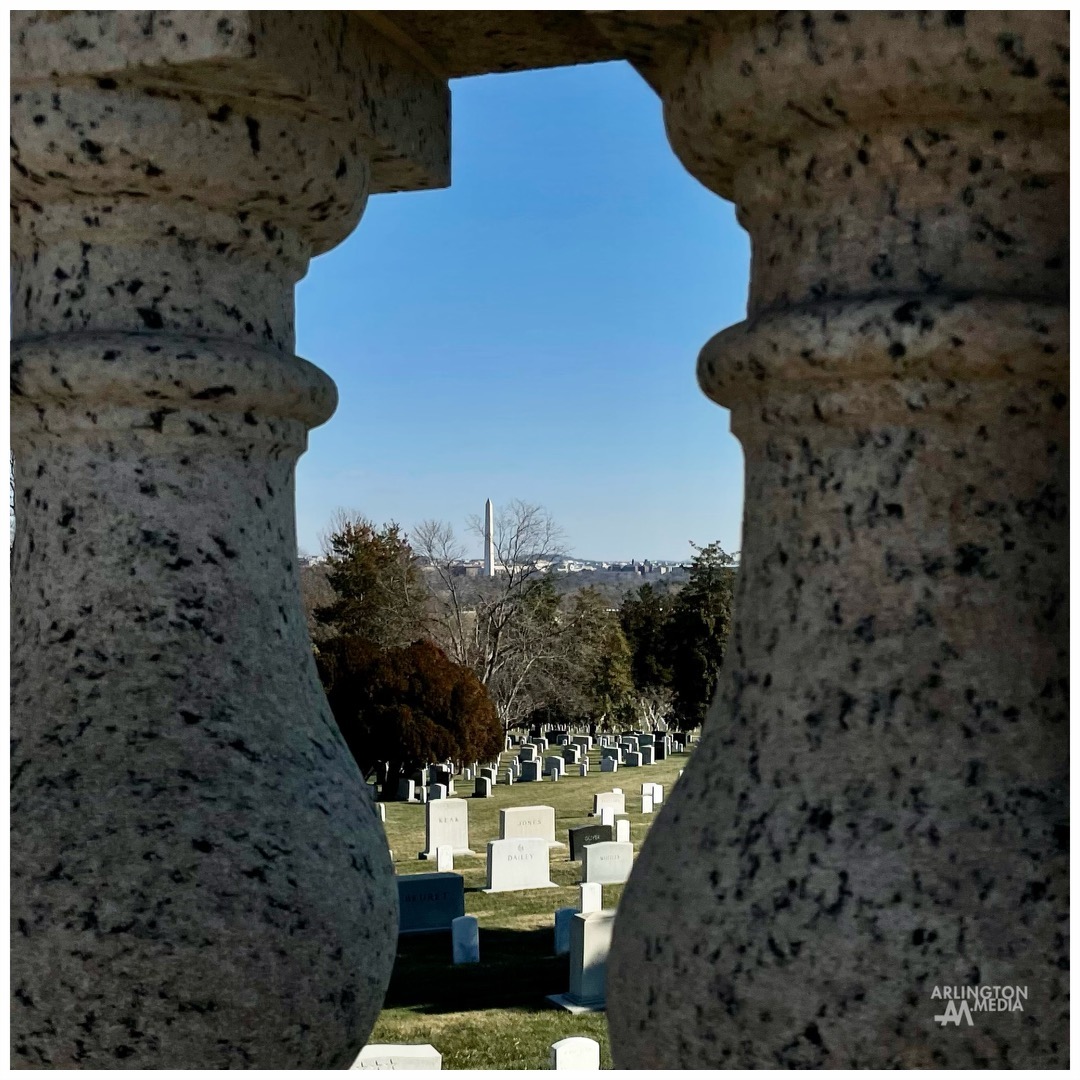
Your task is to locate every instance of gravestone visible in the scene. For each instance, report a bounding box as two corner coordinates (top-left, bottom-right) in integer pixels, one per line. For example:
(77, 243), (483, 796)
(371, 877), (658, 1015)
(474, 777), (492, 799)
(579, 882), (602, 913)
(500, 805), (563, 847)
(640, 746), (655, 766)
(651, 784), (664, 805)
(544, 756), (565, 779)
(504, 769), (515, 786)
(484, 837), (557, 893)
(600, 746), (621, 762)
(397, 778), (416, 802)
(624, 752), (643, 768)
(520, 760), (541, 782)
(430, 783), (448, 801)
(420, 799), (473, 860)
(562, 745), (581, 766)
(600, 807), (616, 828)
(614, 817), (630, 844)
(554, 906), (576, 956)
(582, 841), (634, 885)
(436, 845), (454, 873)
(418, 787), (428, 804)
(642, 794), (654, 814)
(579, 762), (589, 778)
(550, 1037), (601, 1070)
(568, 823), (613, 862)
(463, 768), (472, 781)
(397, 873), (465, 935)
(451, 914), (479, 964)
(479, 767), (496, 783)
(416, 767), (430, 787)
(637, 733), (654, 747)
(352, 1045), (442, 1070)
(432, 766), (452, 787)
(612, 788), (622, 794)
(572, 735), (593, 751)
(600, 757), (618, 774)
(535, 737), (548, 752)
(592, 792), (626, 818)
(547, 911), (616, 1013)
(519, 746), (537, 763)
(654, 738), (668, 761)
(377, 802), (386, 822)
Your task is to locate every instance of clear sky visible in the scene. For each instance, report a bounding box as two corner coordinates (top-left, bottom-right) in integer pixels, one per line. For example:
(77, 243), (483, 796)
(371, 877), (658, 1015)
(295, 60), (750, 563)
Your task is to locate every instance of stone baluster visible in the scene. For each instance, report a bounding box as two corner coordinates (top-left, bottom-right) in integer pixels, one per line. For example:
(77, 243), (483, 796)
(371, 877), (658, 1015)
(608, 12), (1067, 1068)
(10, 12), (446, 1069)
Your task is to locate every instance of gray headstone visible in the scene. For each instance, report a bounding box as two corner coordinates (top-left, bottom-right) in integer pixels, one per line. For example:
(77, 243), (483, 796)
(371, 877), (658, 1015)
(554, 905), (576, 956)
(640, 746), (655, 766)
(397, 778), (416, 802)
(569, 823), (613, 862)
(451, 914), (479, 964)
(521, 760), (541, 782)
(474, 777), (492, 798)
(430, 783), (448, 800)
(624, 752), (643, 768)
(397, 872), (465, 935)
(600, 757), (618, 773)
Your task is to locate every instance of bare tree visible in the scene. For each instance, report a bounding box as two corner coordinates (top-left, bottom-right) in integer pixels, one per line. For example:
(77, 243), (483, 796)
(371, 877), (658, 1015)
(413, 500), (574, 731)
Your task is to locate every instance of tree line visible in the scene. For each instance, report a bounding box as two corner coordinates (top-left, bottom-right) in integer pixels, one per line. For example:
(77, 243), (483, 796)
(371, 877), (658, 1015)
(304, 501), (736, 797)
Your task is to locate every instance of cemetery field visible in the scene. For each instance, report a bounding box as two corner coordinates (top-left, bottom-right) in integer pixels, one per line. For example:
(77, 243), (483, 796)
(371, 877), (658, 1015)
(371, 746), (690, 1069)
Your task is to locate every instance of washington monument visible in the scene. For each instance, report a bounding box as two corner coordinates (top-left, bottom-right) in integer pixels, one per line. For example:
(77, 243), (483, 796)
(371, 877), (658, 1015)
(484, 499), (495, 577)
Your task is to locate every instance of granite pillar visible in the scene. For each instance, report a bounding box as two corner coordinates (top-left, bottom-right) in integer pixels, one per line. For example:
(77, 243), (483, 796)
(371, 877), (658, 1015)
(609, 11), (1068, 1068)
(10, 12), (447, 1069)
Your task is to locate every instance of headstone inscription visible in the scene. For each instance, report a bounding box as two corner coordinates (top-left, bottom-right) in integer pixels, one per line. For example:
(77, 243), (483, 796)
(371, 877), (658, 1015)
(351, 1044), (442, 1070)
(582, 840), (634, 885)
(550, 1037), (601, 1070)
(397, 873), (465, 935)
(420, 798), (473, 860)
(484, 837), (558, 893)
(568, 823), (613, 862)
(500, 804), (563, 847)
(451, 914), (479, 964)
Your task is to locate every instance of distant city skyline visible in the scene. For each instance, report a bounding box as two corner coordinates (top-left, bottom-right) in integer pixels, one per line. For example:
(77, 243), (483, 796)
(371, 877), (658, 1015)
(294, 62), (749, 563)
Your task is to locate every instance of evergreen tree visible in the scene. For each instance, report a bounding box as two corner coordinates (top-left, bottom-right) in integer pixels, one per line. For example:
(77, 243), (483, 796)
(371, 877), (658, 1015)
(313, 514), (429, 648)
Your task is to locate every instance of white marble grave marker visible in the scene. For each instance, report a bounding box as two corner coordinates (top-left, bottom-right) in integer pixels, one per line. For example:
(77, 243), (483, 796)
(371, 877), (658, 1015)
(420, 799), (473, 860)
(550, 1036), (600, 1070)
(582, 840), (634, 885)
(451, 914), (479, 964)
(484, 837), (557, 893)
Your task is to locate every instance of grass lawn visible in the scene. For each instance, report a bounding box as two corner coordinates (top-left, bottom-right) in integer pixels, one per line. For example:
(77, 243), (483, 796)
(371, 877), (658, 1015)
(370, 744), (691, 1069)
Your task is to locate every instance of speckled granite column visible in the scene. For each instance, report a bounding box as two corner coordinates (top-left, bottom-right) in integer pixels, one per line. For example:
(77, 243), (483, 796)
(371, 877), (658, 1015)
(10, 18), (401, 1069)
(608, 12), (1067, 1068)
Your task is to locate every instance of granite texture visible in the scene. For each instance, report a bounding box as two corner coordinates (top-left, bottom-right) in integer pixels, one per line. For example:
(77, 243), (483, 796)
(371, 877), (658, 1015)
(607, 11), (1068, 1069)
(8, 11), (444, 1069)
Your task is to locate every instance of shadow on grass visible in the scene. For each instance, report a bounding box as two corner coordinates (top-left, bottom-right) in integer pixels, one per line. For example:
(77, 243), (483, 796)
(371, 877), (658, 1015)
(384, 927), (568, 1014)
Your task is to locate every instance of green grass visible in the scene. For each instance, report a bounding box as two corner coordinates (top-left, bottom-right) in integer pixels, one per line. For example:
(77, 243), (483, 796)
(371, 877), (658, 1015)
(371, 745), (690, 1069)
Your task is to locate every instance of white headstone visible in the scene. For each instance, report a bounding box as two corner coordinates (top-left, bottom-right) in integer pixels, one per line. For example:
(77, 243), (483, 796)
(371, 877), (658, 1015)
(504, 769), (515, 786)
(500, 804), (563, 847)
(377, 802), (386, 822)
(578, 761), (589, 777)
(592, 791), (626, 818)
(614, 817), (630, 844)
(599, 806), (615, 828)
(352, 1044), (442, 1070)
(612, 788), (622, 794)
(547, 911), (616, 1012)
(642, 794), (654, 814)
(420, 799), (473, 859)
(484, 837), (557, 893)
(550, 1037), (600, 1070)
(419, 787), (428, 803)
(451, 914), (479, 964)
(554, 906), (576, 956)
(652, 784), (664, 805)
(582, 840), (634, 885)
(436, 845), (454, 872)
(579, 882), (602, 913)
(463, 768), (472, 781)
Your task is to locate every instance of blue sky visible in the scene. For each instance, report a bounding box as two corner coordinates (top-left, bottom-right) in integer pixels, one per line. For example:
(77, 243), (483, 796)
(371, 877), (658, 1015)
(295, 60), (749, 563)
